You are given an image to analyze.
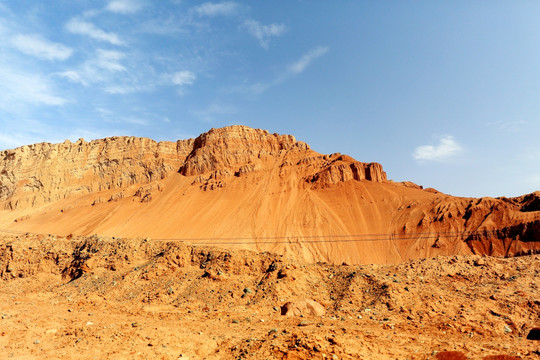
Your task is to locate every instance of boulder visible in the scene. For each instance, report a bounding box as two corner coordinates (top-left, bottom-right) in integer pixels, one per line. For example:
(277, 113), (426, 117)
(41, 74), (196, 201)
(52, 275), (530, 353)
(281, 300), (325, 317)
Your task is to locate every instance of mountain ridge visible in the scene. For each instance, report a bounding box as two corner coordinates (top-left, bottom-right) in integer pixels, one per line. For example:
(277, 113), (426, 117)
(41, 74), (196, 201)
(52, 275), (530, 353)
(0, 125), (538, 264)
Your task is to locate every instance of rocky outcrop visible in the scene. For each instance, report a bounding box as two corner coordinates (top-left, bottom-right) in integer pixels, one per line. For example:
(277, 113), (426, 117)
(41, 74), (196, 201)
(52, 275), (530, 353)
(303, 154), (386, 186)
(0, 125), (388, 208)
(398, 196), (540, 258)
(0, 136), (194, 209)
(179, 125), (310, 176)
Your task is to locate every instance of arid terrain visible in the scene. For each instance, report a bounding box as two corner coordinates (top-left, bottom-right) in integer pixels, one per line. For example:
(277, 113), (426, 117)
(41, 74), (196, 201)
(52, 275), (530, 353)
(0, 125), (538, 359)
(0, 126), (538, 264)
(0, 233), (538, 359)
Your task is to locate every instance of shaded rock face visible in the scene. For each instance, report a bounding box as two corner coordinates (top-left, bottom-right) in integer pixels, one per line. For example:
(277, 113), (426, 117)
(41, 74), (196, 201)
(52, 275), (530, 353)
(0, 137), (194, 209)
(303, 154), (387, 186)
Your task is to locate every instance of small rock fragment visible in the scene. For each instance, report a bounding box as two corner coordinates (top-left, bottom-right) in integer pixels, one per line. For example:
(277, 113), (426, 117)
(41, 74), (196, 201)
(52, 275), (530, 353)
(281, 300), (325, 317)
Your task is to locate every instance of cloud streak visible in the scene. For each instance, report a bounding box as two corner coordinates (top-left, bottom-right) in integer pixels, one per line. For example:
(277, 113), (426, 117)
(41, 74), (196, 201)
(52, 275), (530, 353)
(413, 136), (463, 161)
(66, 18), (124, 45)
(12, 34), (73, 61)
(106, 0), (144, 14)
(0, 66), (67, 108)
(172, 71), (196, 86)
(287, 46), (329, 74)
(193, 2), (239, 17)
(232, 46), (329, 96)
(242, 19), (287, 49)
(59, 49), (127, 87)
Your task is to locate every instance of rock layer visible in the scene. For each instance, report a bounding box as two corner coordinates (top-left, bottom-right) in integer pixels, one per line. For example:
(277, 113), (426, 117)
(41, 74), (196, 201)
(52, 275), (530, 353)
(0, 137), (194, 209)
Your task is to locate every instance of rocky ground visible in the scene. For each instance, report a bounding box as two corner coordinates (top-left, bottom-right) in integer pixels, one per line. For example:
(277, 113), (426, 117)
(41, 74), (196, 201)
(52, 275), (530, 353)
(0, 233), (538, 359)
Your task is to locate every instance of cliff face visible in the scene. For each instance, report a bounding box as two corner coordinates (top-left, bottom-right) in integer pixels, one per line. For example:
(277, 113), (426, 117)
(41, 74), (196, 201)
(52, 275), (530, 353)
(179, 126), (309, 176)
(0, 125), (386, 210)
(0, 136), (194, 209)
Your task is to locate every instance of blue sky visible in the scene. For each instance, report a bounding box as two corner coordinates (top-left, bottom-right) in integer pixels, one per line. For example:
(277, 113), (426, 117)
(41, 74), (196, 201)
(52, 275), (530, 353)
(0, 1), (539, 198)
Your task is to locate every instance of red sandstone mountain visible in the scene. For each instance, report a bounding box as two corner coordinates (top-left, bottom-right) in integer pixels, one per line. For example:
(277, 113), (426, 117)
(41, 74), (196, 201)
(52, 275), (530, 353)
(0, 125), (538, 264)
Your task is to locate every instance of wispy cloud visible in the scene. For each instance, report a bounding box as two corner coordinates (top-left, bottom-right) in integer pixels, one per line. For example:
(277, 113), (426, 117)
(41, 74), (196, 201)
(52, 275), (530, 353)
(413, 136), (463, 161)
(490, 119), (528, 132)
(93, 49), (127, 72)
(59, 49), (126, 87)
(242, 19), (287, 49)
(193, 2), (239, 17)
(172, 71), (196, 86)
(231, 46), (329, 96)
(192, 103), (237, 123)
(106, 0), (144, 14)
(66, 18), (124, 45)
(0, 66), (67, 108)
(0, 132), (43, 150)
(104, 85), (146, 94)
(12, 34), (73, 61)
(287, 46), (328, 74)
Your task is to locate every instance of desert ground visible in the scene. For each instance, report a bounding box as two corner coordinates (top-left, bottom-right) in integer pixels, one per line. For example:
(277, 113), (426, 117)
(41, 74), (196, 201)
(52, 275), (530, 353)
(0, 232), (538, 359)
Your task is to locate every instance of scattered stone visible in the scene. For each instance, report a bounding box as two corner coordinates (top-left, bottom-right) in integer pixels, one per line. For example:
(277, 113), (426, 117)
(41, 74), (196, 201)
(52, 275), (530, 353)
(503, 325), (512, 334)
(281, 300), (325, 317)
(34, 340), (40, 344)
(243, 288), (253, 294)
(298, 321), (309, 327)
(131, 322), (140, 328)
(474, 258), (486, 266)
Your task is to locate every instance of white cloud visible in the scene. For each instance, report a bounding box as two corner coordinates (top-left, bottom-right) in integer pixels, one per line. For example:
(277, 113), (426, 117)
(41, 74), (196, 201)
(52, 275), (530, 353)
(59, 49), (126, 87)
(413, 136), (463, 161)
(94, 49), (127, 72)
(66, 18), (124, 45)
(0, 66), (67, 108)
(242, 19), (287, 49)
(104, 85), (143, 94)
(58, 70), (85, 85)
(106, 0), (144, 14)
(193, 2), (239, 17)
(287, 46), (329, 74)
(12, 34), (73, 61)
(172, 71), (196, 86)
